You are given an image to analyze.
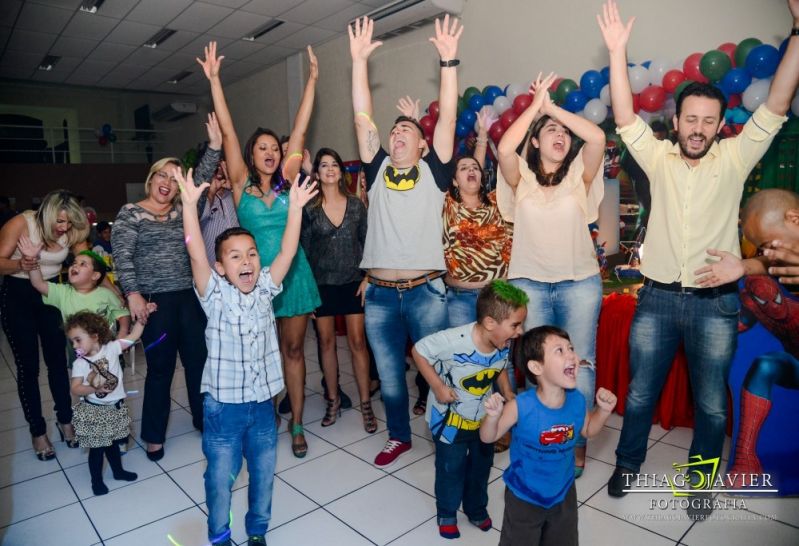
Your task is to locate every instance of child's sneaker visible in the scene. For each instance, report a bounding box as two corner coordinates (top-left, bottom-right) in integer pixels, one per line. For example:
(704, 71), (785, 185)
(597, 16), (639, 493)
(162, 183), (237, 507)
(469, 516), (492, 531)
(373, 438), (411, 468)
(438, 523), (460, 539)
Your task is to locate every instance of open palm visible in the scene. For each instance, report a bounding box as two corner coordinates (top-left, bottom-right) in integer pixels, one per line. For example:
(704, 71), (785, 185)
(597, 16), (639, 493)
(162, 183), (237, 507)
(196, 41), (224, 80)
(596, 0), (635, 53)
(348, 17), (382, 61)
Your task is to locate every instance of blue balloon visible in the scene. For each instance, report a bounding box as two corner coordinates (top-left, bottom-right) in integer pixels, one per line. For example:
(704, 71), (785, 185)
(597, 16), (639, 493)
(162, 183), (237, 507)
(458, 109), (477, 128)
(745, 44), (780, 78)
(468, 93), (485, 112)
(579, 70), (604, 99)
(482, 85), (503, 104)
(641, 60), (651, 68)
(720, 67), (751, 95)
(600, 66), (610, 86)
(455, 120), (471, 138)
(101, 123), (112, 136)
(563, 89), (589, 113)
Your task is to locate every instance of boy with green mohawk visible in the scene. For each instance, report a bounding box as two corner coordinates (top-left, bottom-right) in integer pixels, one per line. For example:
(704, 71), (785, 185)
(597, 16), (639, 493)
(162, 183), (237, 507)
(412, 280), (527, 539)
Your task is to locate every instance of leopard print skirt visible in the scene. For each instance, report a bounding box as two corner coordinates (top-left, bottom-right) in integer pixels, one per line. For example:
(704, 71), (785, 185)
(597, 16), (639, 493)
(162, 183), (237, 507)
(71, 399), (130, 448)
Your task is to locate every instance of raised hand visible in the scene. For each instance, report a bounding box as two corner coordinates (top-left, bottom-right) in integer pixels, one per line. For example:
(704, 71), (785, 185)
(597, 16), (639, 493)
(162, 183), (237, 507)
(288, 174), (319, 209)
(694, 249), (745, 287)
(396, 95), (421, 120)
(307, 45), (318, 81)
(530, 72), (557, 114)
(596, 0), (635, 54)
(348, 17), (383, 61)
(476, 106), (494, 134)
(205, 112), (222, 150)
(429, 13), (463, 61)
(484, 392), (505, 417)
(196, 41), (224, 80)
(595, 387), (618, 413)
(17, 234), (43, 259)
(176, 168), (209, 206)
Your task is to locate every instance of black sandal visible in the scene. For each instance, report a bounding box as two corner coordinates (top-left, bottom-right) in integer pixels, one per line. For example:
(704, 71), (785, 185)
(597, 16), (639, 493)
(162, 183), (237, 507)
(412, 396), (427, 416)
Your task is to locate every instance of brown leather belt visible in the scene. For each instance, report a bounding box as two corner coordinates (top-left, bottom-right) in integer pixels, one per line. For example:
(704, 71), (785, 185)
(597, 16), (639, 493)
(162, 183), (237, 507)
(367, 271), (445, 291)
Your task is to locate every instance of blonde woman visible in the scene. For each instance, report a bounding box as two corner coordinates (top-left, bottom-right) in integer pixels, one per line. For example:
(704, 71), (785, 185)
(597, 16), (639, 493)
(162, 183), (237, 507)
(112, 158), (209, 461)
(0, 190), (89, 460)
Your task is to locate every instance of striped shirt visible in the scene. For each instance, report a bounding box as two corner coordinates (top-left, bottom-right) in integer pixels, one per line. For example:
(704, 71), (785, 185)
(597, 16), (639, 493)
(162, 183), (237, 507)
(194, 147), (240, 266)
(197, 268), (284, 403)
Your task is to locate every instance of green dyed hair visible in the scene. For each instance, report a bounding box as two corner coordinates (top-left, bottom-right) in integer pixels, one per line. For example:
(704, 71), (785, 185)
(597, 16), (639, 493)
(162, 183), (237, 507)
(476, 280), (530, 323)
(76, 249), (108, 285)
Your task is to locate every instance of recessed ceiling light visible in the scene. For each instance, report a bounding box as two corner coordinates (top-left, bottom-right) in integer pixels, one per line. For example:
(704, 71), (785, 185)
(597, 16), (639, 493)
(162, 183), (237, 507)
(38, 55), (60, 71)
(243, 20), (284, 42)
(143, 28), (176, 49)
(79, 0), (105, 14)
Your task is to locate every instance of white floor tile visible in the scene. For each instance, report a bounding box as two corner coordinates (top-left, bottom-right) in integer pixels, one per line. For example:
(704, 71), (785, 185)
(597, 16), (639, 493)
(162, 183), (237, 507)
(345, 432), (434, 471)
(326, 475), (437, 545)
(578, 504), (676, 545)
(82, 474), (194, 539)
(63, 446), (164, 500)
(737, 495), (799, 528)
(305, 407), (387, 449)
(278, 449), (384, 505)
(576, 458), (616, 502)
(0, 448), (61, 488)
(409, 413), (434, 441)
(659, 427), (732, 460)
(388, 515), (501, 545)
(681, 509), (799, 546)
(0, 471), (78, 526)
(274, 429), (338, 474)
(485, 477), (506, 530)
(392, 454), (437, 497)
(156, 431), (204, 471)
(266, 508), (373, 545)
(170, 458), (249, 505)
(103, 507), (208, 546)
(0, 425), (33, 457)
(0, 502), (99, 545)
(587, 425), (656, 466)
(0, 408), (27, 433)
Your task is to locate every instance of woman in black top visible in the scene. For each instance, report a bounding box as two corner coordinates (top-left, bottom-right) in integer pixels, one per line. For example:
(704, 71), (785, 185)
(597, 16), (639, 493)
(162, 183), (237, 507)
(301, 148), (376, 433)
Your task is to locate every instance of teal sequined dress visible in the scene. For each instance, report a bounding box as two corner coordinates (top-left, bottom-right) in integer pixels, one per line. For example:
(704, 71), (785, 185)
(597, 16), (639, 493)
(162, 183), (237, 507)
(237, 189), (321, 317)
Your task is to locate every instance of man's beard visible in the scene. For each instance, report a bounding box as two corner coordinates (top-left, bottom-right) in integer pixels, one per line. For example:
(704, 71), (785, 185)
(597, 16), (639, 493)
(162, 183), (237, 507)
(677, 132), (713, 160)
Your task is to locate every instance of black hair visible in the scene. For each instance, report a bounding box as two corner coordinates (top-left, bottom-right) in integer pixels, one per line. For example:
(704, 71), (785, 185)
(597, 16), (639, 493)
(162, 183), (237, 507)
(95, 220), (111, 233)
(393, 116), (425, 139)
(214, 227), (257, 260)
(650, 120), (668, 134)
(675, 82), (727, 119)
(449, 156), (491, 206)
(243, 128), (286, 192)
(526, 115), (579, 188)
(310, 147), (350, 208)
(76, 250), (107, 286)
(517, 325), (571, 384)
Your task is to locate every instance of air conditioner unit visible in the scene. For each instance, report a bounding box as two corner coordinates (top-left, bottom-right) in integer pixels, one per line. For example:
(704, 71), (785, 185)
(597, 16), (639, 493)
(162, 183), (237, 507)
(367, 0), (466, 41)
(151, 102), (197, 122)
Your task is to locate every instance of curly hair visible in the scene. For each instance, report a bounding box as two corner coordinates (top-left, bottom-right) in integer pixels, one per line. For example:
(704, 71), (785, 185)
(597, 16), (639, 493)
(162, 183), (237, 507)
(64, 311), (114, 346)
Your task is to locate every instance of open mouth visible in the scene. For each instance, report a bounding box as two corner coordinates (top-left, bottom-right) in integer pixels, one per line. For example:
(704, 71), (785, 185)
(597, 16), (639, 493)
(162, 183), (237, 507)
(239, 270), (254, 283)
(564, 364), (576, 379)
(158, 186), (171, 196)
(264, 158), (276, 169)
(553, 140), (566, 152)
(467, 173), (477, 182)
(688, 135), (705, 148)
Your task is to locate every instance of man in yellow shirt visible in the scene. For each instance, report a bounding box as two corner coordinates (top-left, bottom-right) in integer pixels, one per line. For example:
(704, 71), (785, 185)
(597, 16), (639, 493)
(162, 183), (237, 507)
(597, 0), (799, 520)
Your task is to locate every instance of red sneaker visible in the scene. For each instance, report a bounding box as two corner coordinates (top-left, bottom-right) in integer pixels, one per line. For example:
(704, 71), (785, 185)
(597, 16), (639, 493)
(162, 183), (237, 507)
(374, 438), (412, 468)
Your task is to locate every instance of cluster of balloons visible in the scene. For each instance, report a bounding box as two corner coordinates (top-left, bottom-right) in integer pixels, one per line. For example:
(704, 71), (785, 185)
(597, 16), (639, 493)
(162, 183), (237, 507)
(96, 123), (117, 146)
(419, 34), (797, 148)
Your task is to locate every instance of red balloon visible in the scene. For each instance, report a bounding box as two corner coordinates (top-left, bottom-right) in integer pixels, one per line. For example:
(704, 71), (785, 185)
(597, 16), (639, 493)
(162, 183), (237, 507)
(86, 210), (97, 224)
(631, 93), (641, 114)
(500, 109), (519, 129)
(639, 85), (666, 112)
(727, 93), (741, 109)
(512, 93), (533, 114)
(98, 135), (108, 146)
(683, 52), (708, 83)
(717, 42), (737, 66)
(428, 100), (440, 120)
(424, 134), (434, 149)
(662, 69), (686, 94)
(419, 114), (435, 135)
(489, 120), (506, 142)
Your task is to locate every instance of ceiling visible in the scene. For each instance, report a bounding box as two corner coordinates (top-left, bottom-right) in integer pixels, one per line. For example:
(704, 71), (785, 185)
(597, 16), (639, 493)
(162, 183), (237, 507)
(0, 0), (392, 96)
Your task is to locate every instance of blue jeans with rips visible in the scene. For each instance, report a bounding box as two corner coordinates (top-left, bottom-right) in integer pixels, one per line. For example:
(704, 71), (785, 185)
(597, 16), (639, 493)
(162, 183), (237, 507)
(434, 437), (494, 525)
(364, 277), (449, 442)
(202, 393), (277, 543)
(510, 275), (602, 447)
(615, 284), (739, 472)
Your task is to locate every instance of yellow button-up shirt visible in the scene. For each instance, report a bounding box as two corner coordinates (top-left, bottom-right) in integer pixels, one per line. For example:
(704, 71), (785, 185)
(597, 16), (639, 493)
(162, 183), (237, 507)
(617, 105), (786, 287)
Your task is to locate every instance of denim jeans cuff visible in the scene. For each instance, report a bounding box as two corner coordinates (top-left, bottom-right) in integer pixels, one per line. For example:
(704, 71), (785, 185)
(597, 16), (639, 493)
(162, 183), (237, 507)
(437, 515), (458, 526)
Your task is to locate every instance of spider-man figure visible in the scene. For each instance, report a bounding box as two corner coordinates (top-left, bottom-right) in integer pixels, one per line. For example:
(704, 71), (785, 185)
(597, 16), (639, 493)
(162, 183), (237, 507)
(728, 275), (799, 489)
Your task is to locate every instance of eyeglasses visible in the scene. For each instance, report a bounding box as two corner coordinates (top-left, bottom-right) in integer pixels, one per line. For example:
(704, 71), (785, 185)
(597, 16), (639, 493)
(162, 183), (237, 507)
(153, 171), (179, 185)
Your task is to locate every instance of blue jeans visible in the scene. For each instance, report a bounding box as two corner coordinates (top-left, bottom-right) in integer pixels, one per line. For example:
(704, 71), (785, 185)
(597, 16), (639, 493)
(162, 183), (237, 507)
(511, 275), (602, 447)
(615, 284), (739, 472)
(365, 277), (448, 442)
(434, 437), (494, 524)
(446, 286), (480, 327)
(203, 394), (277, 542)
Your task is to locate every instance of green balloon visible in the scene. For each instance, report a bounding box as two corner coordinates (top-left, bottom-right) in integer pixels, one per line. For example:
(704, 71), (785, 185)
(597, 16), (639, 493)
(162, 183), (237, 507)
(700, 50), (732, 82)
(555, 79), (578, 104)
(674, 80), (696, 101)
(463, 86), (481, 102)
(734, 37), (762, 68)
(457, 96), (466, 116)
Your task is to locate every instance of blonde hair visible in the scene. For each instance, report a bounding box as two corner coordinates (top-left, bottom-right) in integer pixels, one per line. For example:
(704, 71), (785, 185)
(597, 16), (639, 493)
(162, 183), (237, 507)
(35, 190), (89, 246)
(144, 157), (183, 200)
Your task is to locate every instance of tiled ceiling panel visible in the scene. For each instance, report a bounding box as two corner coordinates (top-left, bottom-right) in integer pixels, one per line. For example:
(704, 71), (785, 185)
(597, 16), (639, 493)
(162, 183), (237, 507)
(0, 0), (24, 28)
(209, 10), (273, 39)
(61, 12), (118, 40)
(125, 0), (192, 26)
(169, 2), (235, 33)
(15, 2), (74, 34)
(50, 36), (100, 57)
(6, 29), (58, 54)
(88, 41), (137, 62)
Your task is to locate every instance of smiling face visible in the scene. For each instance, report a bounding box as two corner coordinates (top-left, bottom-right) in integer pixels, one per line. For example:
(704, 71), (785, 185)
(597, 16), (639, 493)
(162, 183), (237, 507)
(67, 326), (100, 358)
(453, 157), (483, 198)
(673, 95), (724, 163)
(210, 159), (232, 194)
(485, 307), (527, 350)
(68, 254), (101, 289)
(532, 119), (572, 167)
(388, 121), (425, 166)
(529, 334), (579, 390)
(148, 163), (180, 204)
(214, 233), (261, 293)
(252, 134), (281, 178)
(316, 154), (342, 188)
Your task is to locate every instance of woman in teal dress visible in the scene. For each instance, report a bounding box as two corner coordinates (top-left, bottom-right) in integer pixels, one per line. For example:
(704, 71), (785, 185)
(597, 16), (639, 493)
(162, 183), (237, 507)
(198, 41), (320, 458)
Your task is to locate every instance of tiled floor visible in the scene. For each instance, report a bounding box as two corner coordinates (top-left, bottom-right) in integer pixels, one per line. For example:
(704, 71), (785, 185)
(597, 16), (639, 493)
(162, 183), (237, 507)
(0, 330), (797, 546)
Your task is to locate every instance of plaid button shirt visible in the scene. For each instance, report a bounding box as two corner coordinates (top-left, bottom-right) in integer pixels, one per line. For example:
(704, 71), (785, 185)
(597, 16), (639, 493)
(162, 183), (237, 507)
(197, 268), (283, 403)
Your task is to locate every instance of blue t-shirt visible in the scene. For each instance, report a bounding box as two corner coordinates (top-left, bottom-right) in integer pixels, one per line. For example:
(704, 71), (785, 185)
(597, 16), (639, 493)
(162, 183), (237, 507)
(504, 388), (586, 508)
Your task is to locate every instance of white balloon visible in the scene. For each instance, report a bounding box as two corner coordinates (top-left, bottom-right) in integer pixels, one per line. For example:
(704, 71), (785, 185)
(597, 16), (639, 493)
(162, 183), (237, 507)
(628, 65), (649, 94)
(791, 90), (799, 117)
(583, 98), (608, 124)
(742, 78), (772, 112)
(506, 83), (526, 101)
(493, 95), (511, 114)
(647, 58), (671, 87)
(600, 84), (612, 107)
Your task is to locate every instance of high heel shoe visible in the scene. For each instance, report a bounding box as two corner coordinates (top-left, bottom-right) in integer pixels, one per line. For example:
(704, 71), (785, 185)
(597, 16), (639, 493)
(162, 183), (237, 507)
(321, 396), (342, 427)
(360, 400), (378, 434)
(289, 421), (307, 458)
(56, 422), (79, 448)
(32, 434), (55, 461)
